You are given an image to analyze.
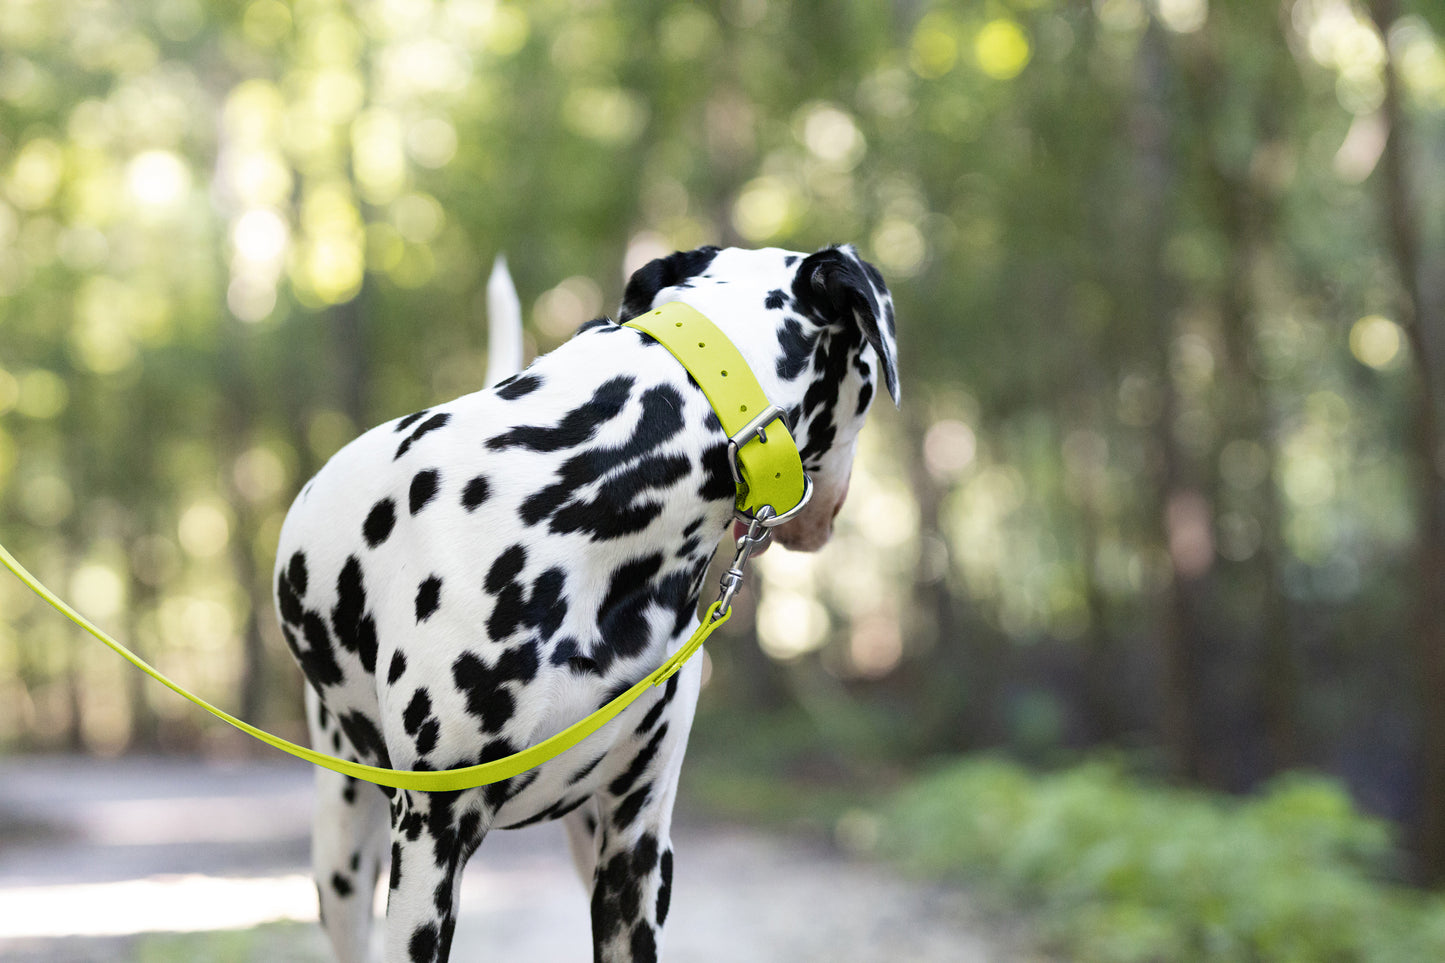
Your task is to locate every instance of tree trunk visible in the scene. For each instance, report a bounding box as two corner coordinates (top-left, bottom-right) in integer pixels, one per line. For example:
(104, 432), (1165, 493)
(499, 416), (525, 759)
(1131, 21), (1210, 782)
(1371, 0), (1445, 883)
(903, 407), (993, 749)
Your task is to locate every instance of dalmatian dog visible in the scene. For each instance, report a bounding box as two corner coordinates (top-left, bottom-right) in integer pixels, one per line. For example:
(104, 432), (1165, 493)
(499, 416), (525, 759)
(272, 243), (899, 963)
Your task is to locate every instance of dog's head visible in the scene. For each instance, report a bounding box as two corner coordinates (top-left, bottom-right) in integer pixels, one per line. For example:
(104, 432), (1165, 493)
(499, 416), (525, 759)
(620, 244), (899, 552)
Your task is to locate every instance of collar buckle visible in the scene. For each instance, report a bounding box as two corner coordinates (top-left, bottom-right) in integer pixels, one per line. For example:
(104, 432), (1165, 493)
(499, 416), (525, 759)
(725, 404), (790, 486)
(726, 405), (813, 527)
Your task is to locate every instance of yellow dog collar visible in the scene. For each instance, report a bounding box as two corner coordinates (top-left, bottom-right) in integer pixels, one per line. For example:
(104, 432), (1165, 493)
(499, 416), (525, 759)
(625, 302), (811, 523)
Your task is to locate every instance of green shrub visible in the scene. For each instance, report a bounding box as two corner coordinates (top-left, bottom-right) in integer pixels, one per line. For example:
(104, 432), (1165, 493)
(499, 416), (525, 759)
(886, 757), (1445, 962)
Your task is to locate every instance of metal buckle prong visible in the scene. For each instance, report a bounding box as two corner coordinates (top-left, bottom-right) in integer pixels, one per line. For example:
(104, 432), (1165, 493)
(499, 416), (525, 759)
(726, 404), (790, 486)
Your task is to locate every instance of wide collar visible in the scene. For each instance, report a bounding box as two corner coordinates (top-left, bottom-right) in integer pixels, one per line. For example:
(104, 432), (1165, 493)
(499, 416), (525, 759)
(624, 302), (812, 524)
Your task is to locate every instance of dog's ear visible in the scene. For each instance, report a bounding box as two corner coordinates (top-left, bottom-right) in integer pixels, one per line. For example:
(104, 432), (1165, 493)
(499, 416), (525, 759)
(619, 246), (722, 321)
(793, 245), (900, 405)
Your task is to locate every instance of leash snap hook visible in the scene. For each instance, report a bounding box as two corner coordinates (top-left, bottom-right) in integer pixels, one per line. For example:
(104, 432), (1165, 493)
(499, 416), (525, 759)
(713, 506), (774, 619)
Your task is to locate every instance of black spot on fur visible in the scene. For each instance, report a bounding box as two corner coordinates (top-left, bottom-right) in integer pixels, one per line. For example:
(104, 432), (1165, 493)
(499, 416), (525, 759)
(332, 556), (379, 673)
(495, 373), (542, 400)
(569, 754), (605, 785)
(415, 575), (442, 623)
(497, 793), (591, 829)
(487, 377), (633, 453)
(698, 441), (734, 502)
(575, 316), (614, 335)
(461, 474), (490, 511)
(287, 551), (308, 597)
(403, 688), (431, 734)
(591, 850), (638, 942)
(526, 568), (567, 640)
(657, 849), (673, 925)
(787, 304), (866, 470)
(452, 647), (538, 732)
(433, 874), (454, 916)
(338, 710), (391, 769)
(388, 651), (407, 684)
(776, 318), (817, 380)
(856, 380), (874, 416)
(395, 411), (451, 460)
(765, 288), (788, 310)
(568, 655), (600, 675)
(363, 499), (396, 547)
(415, 720), (438, 755)
(290, 612), (344, 688)
(614, 783), (651, 830)
(544, 456), (687, 540)
(395, 410), (428, 433)
(596, 553), (664, 666)
(519, 383), (688, 535)
(409, 469), (439, 515)
(486, 545), (527, 594)
(631, 922), (659, 963)
(610, 724), (669, 797)
(632, 833), (660, 875)
(330, 872), (353, 898)
(408, 922), (438, 963)
(636, 675), (678, 735)
(276, 568), (304, 626)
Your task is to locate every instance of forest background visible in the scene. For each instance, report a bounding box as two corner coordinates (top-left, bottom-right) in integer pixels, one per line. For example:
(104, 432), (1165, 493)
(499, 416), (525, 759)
(3, 0), (1445, 957)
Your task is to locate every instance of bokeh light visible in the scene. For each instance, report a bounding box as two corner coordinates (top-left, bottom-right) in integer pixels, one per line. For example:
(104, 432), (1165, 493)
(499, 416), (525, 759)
(1350, 314), (1403, 369)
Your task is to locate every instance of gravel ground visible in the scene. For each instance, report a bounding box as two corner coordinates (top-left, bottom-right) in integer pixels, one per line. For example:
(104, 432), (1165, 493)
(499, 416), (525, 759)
(0, 755), (1039, 962)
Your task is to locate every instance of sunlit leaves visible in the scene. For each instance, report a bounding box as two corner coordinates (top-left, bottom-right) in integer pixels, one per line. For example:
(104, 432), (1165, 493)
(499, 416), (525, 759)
(974, 19), (1032, 80)
(5, 139), (64, 210)
(296, 181), (364, 305)
(125, 150), (191, 209)
(562, 87), (648, 145)
(911, 12), (962, 79)
(1349, 315), (1404, 370)
(732, 176), (800, 242)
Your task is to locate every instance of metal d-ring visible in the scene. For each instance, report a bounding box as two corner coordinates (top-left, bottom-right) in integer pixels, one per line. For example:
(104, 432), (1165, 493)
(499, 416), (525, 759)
(737, 473), (814, 529)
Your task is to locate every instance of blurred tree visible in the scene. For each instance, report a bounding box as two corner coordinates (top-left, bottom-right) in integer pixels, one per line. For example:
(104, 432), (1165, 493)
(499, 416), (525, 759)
(1, 0), (1445, 885)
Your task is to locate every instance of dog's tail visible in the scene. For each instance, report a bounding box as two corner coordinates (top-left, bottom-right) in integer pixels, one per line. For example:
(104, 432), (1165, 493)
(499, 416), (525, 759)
(484, 253), (524, 387)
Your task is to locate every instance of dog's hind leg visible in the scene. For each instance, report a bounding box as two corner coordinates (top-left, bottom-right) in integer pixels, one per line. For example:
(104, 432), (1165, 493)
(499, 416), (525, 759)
(308, 689), (390, 963)
(562, 796), (600, 886)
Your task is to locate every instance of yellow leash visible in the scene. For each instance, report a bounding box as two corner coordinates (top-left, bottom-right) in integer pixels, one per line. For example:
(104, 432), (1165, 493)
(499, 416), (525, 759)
(0, 302), (808, 792)
(0, 537), (727, 791)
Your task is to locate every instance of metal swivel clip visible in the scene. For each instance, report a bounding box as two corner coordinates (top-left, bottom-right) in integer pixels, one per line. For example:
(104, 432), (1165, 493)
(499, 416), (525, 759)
(712, 505), (775, 620)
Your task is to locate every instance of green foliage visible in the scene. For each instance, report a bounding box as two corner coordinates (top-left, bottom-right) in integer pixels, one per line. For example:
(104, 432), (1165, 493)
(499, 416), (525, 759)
(886, 758), (1445, 962)
(134, 922), (326, 963)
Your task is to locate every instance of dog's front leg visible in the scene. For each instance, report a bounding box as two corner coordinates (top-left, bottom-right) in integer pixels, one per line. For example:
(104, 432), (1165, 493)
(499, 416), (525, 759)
(384, 789), (482, 963)
(587, 694), (693, 963)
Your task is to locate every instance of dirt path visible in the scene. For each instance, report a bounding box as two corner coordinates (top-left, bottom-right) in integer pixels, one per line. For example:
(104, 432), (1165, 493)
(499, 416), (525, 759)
(0, 756), (1035, 962)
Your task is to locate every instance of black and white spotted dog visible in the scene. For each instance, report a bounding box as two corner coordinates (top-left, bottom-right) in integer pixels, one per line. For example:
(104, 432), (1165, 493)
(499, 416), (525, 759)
(272, 244), (899, 963)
